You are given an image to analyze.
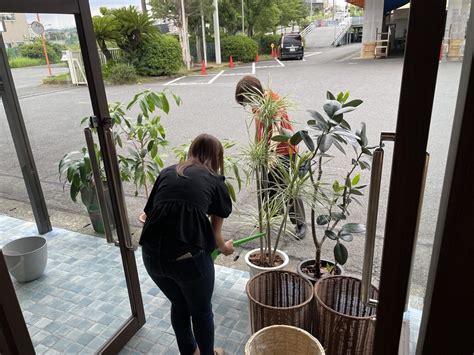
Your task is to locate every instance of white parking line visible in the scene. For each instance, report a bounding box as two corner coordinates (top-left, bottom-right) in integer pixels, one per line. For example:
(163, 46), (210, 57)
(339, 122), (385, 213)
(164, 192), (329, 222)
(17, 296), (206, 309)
(252, 62), (256, 74)
(164, 76), (185, 86)
(208, 70), (224, 84)
(221, 73), (250, 77)
(305, 51), (322, 57)
(275, 58), (285, 67)
(257, 65), (281, 69)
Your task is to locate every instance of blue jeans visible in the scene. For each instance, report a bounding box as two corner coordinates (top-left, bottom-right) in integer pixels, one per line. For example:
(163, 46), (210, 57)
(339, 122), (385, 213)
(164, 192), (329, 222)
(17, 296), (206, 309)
(142, 247), (215, 355)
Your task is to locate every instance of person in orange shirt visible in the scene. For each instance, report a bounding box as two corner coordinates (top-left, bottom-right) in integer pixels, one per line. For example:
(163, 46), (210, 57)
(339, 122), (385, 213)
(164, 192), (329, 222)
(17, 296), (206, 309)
(235, 75), (307, 239)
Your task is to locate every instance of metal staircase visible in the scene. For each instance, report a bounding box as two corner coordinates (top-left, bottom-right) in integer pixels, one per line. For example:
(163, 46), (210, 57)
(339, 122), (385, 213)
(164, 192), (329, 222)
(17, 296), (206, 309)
(333, 17), (353, 46)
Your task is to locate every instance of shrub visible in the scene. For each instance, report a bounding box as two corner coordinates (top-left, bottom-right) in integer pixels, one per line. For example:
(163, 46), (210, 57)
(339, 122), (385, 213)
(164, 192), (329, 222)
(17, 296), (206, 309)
(108, 63), (137, 84)
(256, 34), (281, 54)
(221, 35), (258, 63)
(18, 39), (64, 63)
(130, 34), (182, 76)
(8, 57), (44, 68)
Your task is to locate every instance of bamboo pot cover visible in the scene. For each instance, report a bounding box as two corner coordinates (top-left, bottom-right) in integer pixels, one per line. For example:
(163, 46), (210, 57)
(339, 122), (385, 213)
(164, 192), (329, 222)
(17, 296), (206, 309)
(246, 270), (314, 333)
(245, 325), (325, 355)
(313, 276), (378, 355)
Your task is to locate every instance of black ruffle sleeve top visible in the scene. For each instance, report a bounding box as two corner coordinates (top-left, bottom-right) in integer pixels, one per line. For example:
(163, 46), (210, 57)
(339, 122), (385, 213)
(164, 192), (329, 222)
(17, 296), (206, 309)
(139, 164), (232, 255)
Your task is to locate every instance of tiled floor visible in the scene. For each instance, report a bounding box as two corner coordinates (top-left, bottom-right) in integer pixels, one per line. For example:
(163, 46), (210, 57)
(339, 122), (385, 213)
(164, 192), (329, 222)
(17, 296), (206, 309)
(0, 215), (250, 354)
(1, 214), (423, 354)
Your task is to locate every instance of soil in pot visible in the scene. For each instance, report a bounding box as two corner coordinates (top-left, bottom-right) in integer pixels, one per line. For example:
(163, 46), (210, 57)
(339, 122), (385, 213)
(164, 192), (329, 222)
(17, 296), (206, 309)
(298, 259), (342, 283)
(249, 252), (284, 268)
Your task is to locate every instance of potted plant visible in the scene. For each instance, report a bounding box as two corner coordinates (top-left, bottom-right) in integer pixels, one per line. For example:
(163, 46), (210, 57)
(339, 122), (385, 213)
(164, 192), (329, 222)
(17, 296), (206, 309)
(107, 89), (181, 223)
(59, 146), (111, 233)
(287, 91), (373, 282)
(239, 89), (310, 276)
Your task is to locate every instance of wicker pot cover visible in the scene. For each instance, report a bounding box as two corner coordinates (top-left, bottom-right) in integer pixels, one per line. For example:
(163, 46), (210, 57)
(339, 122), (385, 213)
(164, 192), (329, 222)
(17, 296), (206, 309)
(246, 270), (313, 333)
(245, 325), (325, 355)
(313, 276), (378, 355)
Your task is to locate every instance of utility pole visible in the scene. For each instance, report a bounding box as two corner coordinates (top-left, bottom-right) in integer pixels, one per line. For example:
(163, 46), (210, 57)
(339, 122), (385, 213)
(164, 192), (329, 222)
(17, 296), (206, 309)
(181, 0), (191, 70)
(141, 0), (147, 14)
(242, 0), (245, 34)
(201, 2), (208, 66)
(213, 0), (221, 64)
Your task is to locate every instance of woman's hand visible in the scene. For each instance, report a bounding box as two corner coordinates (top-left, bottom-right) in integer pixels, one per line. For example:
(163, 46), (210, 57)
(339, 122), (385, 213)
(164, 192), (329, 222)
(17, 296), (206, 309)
(219, 240), (234, 256)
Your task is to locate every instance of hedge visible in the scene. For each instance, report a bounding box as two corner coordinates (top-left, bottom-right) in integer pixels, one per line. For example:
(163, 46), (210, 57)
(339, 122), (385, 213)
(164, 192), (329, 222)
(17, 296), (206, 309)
(108, 63), (137, 84)
(18, 39), (64, 63)
(256, 34), (281, 54)
(221, 35), (258, 63)
(132, 34), (182, 76)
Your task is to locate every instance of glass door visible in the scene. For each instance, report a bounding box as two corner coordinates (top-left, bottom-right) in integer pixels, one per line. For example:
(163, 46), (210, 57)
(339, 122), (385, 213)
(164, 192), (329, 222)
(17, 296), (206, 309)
(0, 1), (145, 353)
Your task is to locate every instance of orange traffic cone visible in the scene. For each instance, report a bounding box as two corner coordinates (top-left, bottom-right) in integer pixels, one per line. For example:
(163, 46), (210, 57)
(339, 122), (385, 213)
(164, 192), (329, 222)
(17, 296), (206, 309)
(200, 61), (206, 75)
(229, 55), (234, 68)
(255, 51), (259, 63)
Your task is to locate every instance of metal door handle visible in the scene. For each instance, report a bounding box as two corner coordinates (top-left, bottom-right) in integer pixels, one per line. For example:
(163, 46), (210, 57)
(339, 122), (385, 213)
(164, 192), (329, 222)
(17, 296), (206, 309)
(361, 132), (395, 305)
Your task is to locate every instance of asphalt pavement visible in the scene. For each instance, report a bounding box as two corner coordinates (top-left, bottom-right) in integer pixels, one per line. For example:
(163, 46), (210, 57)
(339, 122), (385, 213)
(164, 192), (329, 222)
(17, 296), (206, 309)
(0, 43), (463, 303)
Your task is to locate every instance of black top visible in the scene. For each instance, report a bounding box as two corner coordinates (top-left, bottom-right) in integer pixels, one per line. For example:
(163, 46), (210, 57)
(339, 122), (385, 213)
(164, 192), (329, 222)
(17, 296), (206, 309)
(139, 164), (232, 256)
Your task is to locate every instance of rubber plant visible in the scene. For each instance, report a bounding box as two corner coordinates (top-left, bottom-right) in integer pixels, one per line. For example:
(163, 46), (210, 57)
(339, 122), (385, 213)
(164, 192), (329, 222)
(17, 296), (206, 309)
(283, 91), (374, 279)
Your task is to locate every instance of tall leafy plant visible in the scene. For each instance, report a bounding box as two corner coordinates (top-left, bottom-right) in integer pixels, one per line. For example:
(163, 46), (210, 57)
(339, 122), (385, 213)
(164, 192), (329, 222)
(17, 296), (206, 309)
(285, 91), (373, 279)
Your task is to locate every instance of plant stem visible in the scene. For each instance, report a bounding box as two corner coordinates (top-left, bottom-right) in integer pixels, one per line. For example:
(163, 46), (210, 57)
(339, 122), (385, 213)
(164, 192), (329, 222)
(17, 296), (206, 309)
(255, 166), (264, 263)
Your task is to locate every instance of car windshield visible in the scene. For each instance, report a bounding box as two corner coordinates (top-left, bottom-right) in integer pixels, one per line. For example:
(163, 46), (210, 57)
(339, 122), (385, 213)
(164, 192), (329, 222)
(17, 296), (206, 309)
(283, 36), (302, 46)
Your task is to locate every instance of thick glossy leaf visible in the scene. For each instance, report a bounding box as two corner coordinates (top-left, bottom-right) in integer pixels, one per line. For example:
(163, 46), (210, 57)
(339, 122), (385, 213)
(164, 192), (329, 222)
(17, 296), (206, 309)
(343, 99), (363, 108)
(342, 91), (350, 103)
(290, 131), (304, 145)
(362, 147), (372, 156)
(281, 127), (293, 138)
(339, 231), (353, 242)
(334, 243), (348, 265)
(327, 91), (336, 100)
(318, 134), (333, 153)
(332, 139), (346, 155)
(340, 119), (351, 130)
(350, 189), (364, 196)
(337, 92), (344, 102)
(359, 161), (371, 170)
(302, 131), (315, 151)
(341, 223), (366, 234)
(161, 95), (170, 114)
(271, 135), (290, 143)
(334, 106), (356, 116)
(325, 230), (337, 240)
(317, 215), (330, 225)
(323, 100), (342, 117)
(331, 212), (346, 221)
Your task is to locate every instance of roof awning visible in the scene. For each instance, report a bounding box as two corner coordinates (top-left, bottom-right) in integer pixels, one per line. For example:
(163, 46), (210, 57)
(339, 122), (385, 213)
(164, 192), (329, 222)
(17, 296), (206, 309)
(347, 0), (410, 13)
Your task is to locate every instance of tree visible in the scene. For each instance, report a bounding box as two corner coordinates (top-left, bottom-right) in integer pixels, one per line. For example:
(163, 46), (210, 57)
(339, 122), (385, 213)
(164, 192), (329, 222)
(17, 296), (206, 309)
(92, 15), (119, 61)
(219, 0), (242, 35)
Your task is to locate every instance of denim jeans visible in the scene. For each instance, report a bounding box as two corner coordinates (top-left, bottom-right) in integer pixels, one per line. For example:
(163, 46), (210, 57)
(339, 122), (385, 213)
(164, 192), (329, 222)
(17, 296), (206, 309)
(142, 247), (215, 355)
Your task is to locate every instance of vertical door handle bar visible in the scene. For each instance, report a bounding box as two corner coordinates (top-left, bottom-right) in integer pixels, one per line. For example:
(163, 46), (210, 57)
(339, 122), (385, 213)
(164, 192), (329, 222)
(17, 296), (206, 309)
(84, 127), (114, 243)
(361, 132), (396, 305)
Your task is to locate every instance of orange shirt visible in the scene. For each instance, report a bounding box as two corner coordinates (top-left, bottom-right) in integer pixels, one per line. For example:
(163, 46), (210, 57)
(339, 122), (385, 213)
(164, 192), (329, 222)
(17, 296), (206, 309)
(254, 91), (298, 155)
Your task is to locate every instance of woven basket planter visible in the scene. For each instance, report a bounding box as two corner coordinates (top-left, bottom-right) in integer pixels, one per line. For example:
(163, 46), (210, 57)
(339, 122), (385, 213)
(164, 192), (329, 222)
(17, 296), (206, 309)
(246, 270), (313, 334)
(313, 276), (378, 355)
(245, 325), (325, 355)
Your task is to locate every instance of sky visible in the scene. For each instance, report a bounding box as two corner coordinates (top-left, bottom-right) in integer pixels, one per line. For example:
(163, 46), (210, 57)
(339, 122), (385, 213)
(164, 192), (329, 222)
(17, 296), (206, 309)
(25, 0), (141, 29)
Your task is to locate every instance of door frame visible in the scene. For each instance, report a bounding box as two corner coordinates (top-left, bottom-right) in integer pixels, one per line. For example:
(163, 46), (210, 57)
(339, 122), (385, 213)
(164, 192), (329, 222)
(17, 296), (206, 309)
(0, 1), (145, 353)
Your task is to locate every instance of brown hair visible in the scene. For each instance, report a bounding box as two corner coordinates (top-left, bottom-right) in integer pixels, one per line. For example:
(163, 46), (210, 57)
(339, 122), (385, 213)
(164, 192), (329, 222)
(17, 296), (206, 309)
(235, 75), (264, 105)
(176, 134), (224, 176)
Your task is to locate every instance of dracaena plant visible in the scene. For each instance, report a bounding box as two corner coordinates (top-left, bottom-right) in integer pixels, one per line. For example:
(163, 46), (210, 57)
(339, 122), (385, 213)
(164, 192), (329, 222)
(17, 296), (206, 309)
(278, 91), (374, 279)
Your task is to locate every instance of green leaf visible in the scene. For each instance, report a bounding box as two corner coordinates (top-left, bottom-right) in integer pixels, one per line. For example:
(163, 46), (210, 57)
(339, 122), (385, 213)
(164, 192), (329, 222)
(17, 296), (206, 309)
(80, 116), (89, 125)
(161, 94), (170, 114)
(290, 131), (303, 145)
(232, 163), (242, 190)
(350, 189), (364, 196)
(339, 231), (353, 242)
(342, 91), (350, 103)
(352, 174), (360, 186)
(301, 131), (315, 151)
(359, 161), (371, 170)
(317, 215), (330, 225)
(341, 223), (366, 234)
(325, 230), (337, 240)
(337, 92), (344, 102)
(326, 91), (336, 100)
(323, 100), (342, 117)
(343, 99), (363, 108)
(318, 134), (333, 153)
(271, 135), (290, 143)
(330, 212), (346, 221)
(332, 139), (346, 155)
(362, 147), (372, 156)
(334, 106), (356, 116)
(334, 243), (348, 265)
(226, 181), (236, 202)
(332, 180), (341, 193)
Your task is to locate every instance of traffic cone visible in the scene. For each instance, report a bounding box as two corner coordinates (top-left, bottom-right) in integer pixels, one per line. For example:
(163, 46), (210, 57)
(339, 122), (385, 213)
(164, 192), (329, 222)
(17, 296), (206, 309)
(200, 61), (206, 75)
(229, 55), (234, 68)
(255, 51), (259, 63)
